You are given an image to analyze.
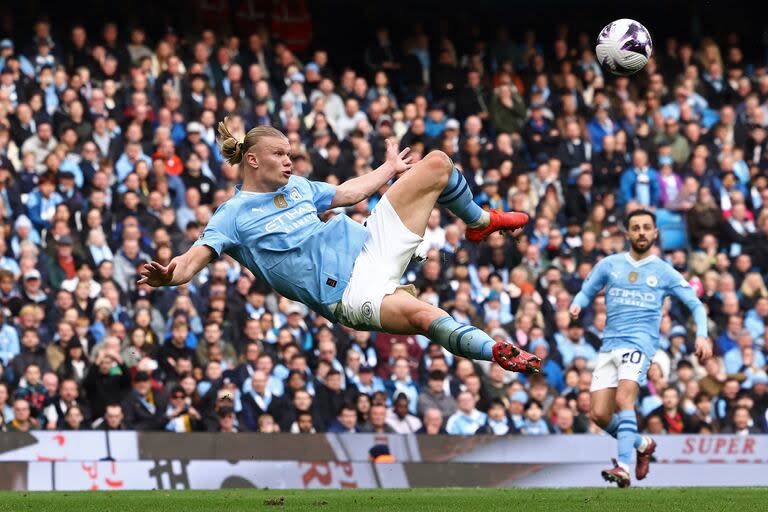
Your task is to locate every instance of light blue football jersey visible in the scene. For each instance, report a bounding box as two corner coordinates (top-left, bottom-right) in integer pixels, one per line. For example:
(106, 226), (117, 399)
(193, 176), (368, 319)
(572, 253), (707, 358)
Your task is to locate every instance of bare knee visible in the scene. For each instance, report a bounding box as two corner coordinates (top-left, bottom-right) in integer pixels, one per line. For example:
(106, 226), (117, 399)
(410, 307), (447, 334)
(590, 408), (612, 427)
(422, 150), (453, 187)
(615, 394), (635, 412)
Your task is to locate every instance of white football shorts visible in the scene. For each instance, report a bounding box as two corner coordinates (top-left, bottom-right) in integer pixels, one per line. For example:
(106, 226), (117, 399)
(590, 348), (651, 392)
(333, 194), (422, 331)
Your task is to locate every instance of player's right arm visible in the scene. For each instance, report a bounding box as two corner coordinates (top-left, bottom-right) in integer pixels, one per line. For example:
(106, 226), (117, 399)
(569, 258), (611, 318)
(138, 245), (215, 287)
(140, 201), (238, 288)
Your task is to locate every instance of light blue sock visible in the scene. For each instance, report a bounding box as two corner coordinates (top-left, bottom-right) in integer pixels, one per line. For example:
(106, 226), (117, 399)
(617, 410), (642, 466)
(603, 413), (620, 439)
(437, 168), (484, 226)
(428, 316), (494, 361)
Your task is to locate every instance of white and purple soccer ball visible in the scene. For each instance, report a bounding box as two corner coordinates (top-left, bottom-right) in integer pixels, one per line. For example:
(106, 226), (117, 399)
(595, 18), (653, 76)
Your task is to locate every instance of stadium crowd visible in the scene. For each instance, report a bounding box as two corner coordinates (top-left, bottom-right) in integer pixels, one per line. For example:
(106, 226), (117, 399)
(0, 15), (767, 437)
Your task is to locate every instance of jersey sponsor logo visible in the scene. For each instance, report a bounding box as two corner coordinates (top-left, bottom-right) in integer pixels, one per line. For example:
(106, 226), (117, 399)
(629, 271), (638, 283)
(361, 301), (373, 318)
(611, 271), (620, 279)
(289, 188), (302, 201)
(607, 287), (656, 307)
(679, 279), (690, 288)
(326, 278), (337, 288)
(646, 275), (658, 287)
(265, 204), (315, 232)
(251, 207), (265, 213)
(274, 194), (288, 208)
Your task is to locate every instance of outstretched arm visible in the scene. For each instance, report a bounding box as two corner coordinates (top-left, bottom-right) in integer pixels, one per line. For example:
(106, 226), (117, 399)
(329, 139), (412, 208)
(669, 275), (713, 361)
(138, 245), (215, 287)
(569, 259), (610, 318)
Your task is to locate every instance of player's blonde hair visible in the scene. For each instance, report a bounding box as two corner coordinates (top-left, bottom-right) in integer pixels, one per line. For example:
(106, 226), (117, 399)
(217, 116), (287, 166)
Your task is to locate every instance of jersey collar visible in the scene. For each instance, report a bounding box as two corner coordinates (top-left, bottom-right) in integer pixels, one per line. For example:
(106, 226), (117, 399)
(624, 252), (657, 268)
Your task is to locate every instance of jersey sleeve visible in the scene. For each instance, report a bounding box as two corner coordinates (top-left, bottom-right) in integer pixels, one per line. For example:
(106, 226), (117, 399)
(666, 267), (709, 338)
(193, 201), (239, 257)
(306, 178), (337, 212)
(572, 258), (610, 308)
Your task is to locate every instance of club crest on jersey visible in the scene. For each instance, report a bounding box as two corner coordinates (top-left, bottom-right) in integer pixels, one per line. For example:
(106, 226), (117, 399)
(646, 275), (658, 287)
(273, 194), (288, 208)
(289, 188), (302, 201)
(629, 271), (638, 283)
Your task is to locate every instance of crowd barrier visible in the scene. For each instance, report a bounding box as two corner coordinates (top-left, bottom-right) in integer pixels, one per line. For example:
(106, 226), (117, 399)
(0, 432), (765, 490)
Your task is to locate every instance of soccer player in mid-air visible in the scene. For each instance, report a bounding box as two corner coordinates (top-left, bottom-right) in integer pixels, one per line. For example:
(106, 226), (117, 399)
(139, 119), (540, 375)
(569, 209), (712, 487)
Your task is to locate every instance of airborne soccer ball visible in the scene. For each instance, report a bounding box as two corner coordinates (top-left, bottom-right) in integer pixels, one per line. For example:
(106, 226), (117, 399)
(595, 18), (653, 76)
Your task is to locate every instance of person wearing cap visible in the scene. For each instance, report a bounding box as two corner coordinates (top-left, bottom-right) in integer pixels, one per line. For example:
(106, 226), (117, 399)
(46, 234), (84, 290)
(569, 208), (712, 487)
(351, 362), (385, 396)
(0, 39), (34, 78)
(368, 443), (396, 462)
(122, 370), (170, 431)
(20, 268), (47, 307)
(281, 71), (308, 116)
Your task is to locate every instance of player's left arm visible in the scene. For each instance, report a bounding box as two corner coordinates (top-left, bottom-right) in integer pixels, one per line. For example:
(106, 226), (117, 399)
(328, 139), (413, 208)
(667, 270), (713, 361)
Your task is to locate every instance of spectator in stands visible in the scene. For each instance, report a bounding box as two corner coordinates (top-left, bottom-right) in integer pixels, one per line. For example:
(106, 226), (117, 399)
(326, 403), (361, 433)
(416, 407), (446, 435)
(446, 391), (486, 435)
(122, 371), (169, 431)
(721, 405), (762, 434)
(6, 398), (38, 432)
(363, 403), (395, 433)
(82, 347), (131, 420)
(649, 386), (699, 433)
(386, 393), (422, 433)
(476, 398), (517, 435)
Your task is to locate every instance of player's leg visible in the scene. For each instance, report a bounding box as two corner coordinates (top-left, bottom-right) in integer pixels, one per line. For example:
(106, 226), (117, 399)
(614, 379), (643, 472)
(384, 150), (528, 238)
(591, 352), (631, 487)
(589, 352), (621, 437)
(378, 289), (540, 372)
(615, 350), (656, 480)
(590, 387), (619, 436)
(384, 150), (479, 236)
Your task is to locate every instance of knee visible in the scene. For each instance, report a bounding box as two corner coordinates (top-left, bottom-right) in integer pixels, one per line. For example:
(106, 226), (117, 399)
(590, 407), (612, 427)
(423, 150), (453, 185)
(410, 308), (444, 334)
(615, 395), (635, 412)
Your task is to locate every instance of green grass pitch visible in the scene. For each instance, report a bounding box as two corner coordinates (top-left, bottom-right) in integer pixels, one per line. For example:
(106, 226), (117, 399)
(0, 488), (763, 512)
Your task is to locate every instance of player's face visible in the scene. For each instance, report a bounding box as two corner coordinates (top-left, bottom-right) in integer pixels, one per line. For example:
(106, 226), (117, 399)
(625, 215), (658, 254)
(249, 136), (292, 189)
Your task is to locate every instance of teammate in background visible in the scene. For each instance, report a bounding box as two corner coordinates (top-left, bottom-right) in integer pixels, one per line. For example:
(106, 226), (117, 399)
(139, 120), (540, 374)
(569, 209), (712, 487)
